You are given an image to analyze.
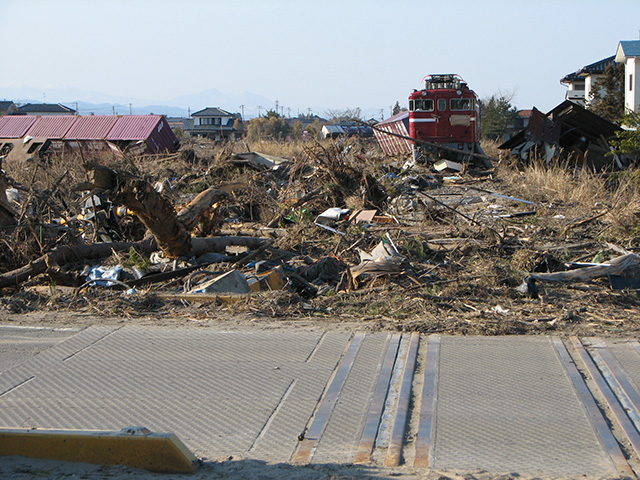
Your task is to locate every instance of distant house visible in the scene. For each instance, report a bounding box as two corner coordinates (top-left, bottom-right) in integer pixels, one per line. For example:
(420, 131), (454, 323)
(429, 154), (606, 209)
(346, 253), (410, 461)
(15, 103), (76, 116)
(0, 101), (17, 116)
(167, 117), (194, 133)
(615, 40), (640, 113)
(321, 123), (373, 139)
(187, 107), (242, 141)
(560, 56), (616, 106)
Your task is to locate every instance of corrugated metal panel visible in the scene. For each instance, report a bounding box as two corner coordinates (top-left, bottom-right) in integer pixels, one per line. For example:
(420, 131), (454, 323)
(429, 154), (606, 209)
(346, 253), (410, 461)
(107, 115), (177, 153)
(64, 115), (119, 140)
(145, 116), (178, 153)
(374, 112), (412, 156)
(107, 115), (161, 140)
(26, 115), (76, 139)
(0, 116), (37, 138)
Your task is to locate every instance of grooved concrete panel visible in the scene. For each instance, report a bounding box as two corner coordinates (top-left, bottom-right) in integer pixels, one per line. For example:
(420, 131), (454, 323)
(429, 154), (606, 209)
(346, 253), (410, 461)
(0, 326), (78, 373)
(0, 327), (351, 461)
(431, 336), (616, 477)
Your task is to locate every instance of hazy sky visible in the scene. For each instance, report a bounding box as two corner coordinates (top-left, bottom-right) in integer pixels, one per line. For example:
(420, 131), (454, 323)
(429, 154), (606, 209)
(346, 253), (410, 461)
(1, 0), (639, 117)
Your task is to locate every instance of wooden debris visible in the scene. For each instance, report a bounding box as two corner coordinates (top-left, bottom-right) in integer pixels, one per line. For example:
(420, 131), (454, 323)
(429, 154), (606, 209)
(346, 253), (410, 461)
(518, 253), (640, 298)
(84, 164), (192, 259)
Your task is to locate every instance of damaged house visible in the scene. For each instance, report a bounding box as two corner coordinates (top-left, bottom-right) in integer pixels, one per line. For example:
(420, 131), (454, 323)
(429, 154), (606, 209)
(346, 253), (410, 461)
(0, 114), (179, 161)
(498, 100), (622, 169)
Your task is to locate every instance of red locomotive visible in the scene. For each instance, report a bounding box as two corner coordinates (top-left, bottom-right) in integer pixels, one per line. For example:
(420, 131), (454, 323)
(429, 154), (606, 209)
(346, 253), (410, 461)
(408, 74), (486, 165)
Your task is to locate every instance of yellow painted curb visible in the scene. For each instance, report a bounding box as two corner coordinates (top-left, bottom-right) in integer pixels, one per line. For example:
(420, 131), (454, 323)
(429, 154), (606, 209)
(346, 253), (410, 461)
(0, 426), (198, 473)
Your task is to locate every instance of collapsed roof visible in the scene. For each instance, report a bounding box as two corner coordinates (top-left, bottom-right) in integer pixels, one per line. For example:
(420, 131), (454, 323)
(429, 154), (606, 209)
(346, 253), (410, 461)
(499, 100), (623, 169)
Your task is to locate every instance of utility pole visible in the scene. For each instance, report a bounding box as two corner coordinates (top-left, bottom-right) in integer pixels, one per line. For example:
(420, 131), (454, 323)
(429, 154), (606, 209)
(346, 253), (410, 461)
(258, 105), (262, 117)
(129, 103), (132, 115)
(239, 104), (245, 120)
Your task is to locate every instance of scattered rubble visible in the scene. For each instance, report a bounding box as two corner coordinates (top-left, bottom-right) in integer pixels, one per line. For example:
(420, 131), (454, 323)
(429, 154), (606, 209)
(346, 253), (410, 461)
(1, 132), (640, 337)
(499, 100), (624, 170)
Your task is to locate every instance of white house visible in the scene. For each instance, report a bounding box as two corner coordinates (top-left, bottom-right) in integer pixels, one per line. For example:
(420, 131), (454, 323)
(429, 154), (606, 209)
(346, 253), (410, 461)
(615, 40), (640, 113)
(560, 56), (616, 106)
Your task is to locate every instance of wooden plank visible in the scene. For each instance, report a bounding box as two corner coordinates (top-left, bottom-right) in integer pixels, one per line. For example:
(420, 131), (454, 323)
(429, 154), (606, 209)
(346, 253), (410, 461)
(570, 337), (640, 460)
(385, 332), (420, 467)
(552, 337), (633, 478)
(354, 333), (402, 464)
(414, 335), (440, 468)
(292, 332), (365, 463)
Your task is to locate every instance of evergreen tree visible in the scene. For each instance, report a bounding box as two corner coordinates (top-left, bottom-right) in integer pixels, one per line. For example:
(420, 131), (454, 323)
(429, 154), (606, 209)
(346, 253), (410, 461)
(479, 95), (519, 140)
(246, 114), (291, 141)
(611, 111), (640, 157)
(588, 63), (625, 123)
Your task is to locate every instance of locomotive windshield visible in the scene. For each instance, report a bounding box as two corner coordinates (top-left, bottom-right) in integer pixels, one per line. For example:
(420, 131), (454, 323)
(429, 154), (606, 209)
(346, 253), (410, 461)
(450, 98), (475, 110)
(409, 99), (434, 111)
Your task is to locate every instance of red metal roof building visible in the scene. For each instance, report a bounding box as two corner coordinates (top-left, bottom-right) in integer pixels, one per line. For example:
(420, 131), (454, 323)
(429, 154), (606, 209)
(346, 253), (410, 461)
(26, 115), (77, 139)
(0, 116), (37, 138)
(106, 115), (178, 154)
(0, 114), (178, 155)
(373, 111), (412, 156)
(64, 115), (119, 139)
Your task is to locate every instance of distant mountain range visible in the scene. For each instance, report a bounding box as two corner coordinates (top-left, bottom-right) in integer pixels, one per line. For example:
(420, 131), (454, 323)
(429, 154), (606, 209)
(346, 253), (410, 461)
(0, 85), (277, 118)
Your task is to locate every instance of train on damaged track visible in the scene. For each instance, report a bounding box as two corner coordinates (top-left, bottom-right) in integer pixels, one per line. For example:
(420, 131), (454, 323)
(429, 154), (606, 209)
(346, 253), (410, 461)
(374, 74), (490, 168)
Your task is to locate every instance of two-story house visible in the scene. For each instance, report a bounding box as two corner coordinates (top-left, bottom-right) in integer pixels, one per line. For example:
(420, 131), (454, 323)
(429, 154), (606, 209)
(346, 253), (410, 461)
(560, 56), (616, 106)
(187, 107), (242, 141)
(15, 103), (76, 116)
(0, 101), (17, 116)
(615, 40), (640, 113)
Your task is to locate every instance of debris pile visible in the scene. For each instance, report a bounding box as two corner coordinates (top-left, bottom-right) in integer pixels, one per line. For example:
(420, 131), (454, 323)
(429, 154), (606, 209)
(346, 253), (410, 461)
(1, 133), (640, 337)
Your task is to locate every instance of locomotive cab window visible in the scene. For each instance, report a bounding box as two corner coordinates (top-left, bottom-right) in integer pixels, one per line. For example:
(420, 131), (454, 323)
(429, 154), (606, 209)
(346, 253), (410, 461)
(450, 98), (474, 111)
(437, 98), (447, 111)
(410, 99), (434, 111)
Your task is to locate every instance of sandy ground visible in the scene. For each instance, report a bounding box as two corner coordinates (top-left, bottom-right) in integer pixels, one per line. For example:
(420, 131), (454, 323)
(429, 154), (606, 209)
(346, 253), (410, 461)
(0, 455), (597, 480)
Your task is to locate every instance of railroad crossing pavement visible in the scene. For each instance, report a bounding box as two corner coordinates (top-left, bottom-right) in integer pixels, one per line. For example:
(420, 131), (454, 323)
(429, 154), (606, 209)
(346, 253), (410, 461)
(1, 325), (640, 479)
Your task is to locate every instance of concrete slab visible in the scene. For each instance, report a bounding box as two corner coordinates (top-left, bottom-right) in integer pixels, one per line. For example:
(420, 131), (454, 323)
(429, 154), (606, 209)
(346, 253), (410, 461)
(0, 328), (634, 478)
(429, 336), (620, 478)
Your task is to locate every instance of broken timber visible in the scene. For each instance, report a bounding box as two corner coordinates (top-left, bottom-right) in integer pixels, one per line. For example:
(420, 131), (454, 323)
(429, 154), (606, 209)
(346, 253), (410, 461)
(518, 253), (640, 297)
(0, 236), (270, 289)
(83, 164), (227, 259)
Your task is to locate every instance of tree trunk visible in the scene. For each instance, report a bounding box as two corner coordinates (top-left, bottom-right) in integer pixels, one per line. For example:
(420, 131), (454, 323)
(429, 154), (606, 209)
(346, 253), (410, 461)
(85, 164), (192, 258)
(0, 236), (270, 289)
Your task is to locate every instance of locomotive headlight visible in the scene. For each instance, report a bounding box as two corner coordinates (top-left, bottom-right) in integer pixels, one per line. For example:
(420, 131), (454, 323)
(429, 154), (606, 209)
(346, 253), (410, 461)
(456, 90), (462, 95)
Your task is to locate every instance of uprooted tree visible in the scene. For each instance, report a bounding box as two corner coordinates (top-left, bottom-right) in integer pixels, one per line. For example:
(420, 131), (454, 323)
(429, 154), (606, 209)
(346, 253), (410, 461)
(81, 163), (228, 259)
